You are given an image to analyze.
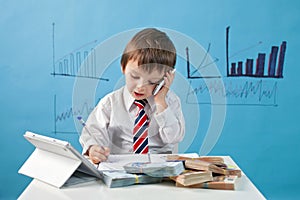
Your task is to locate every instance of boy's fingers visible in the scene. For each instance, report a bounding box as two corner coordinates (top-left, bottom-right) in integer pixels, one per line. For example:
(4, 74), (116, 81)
(94, 145), (103, 152)
(97, 146), (109, 154)
(91, 156), (100, 163)
(103, 147), (110, 156)
(89, 145), (110, 163)
(92, 151), (108, 162)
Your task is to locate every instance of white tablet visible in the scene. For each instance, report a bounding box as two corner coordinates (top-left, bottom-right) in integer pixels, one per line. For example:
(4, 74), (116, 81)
(19, 131), (103, 188)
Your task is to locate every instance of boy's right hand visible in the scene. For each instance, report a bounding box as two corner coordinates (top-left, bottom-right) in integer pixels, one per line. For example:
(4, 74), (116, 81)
(88, 145), (110, 164)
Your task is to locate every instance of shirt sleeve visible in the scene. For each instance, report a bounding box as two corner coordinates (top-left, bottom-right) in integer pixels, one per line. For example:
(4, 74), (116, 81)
(79, 97), (111, 154)
(153, 92), (185, 144)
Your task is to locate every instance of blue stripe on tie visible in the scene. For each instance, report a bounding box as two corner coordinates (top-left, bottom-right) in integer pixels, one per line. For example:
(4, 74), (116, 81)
(133, 126), (147, 142)
(135, 110), (146, 124)
(135, 138), (148, 153)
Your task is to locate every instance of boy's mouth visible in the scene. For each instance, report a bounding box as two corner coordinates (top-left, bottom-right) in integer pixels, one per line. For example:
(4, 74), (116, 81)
(134, 91), (144, 97)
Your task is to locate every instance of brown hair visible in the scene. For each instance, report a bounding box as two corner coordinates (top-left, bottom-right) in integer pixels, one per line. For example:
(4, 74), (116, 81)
(120, 28), (176, 73)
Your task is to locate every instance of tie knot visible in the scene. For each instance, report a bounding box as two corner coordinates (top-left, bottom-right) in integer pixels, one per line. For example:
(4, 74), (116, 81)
(134, 99), (146, 109)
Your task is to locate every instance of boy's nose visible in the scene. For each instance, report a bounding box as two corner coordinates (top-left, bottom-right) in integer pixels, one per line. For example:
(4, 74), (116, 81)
(137, 79), (147, 87)
(136, 82), (145, 89)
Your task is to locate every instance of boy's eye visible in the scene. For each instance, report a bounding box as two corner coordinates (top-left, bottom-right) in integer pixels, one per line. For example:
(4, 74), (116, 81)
(148, 82), (156, 85)
(130, 74), (139, 79)
(149, 78), (163, 85)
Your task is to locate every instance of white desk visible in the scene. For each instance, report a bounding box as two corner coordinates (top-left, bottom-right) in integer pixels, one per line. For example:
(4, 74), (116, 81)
(18, 156), (266, 200)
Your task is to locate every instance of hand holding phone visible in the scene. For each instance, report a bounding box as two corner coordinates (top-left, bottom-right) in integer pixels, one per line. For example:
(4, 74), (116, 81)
(152, 69), (176, 95)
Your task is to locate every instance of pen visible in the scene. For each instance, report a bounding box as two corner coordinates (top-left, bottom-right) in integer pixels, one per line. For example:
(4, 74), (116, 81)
(77, 116), (94, 137)
(77, 116), (108, 155)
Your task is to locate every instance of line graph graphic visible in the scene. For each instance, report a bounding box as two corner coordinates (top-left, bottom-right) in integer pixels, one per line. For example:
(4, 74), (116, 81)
(186, 46), (221, 79)
(53, 95), (94, 134)
(186, 79), (278, 106)
(226, 26), (287, 78)
(51, 23), (109, 81)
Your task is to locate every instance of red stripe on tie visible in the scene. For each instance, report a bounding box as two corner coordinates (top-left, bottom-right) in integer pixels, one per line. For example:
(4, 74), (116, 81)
(133, 114), (147, 133)
(140, 146), (149, 154)
(133, 130), (148, 150)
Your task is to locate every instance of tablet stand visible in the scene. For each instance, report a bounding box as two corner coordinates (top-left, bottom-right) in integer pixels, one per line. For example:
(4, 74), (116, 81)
(19, 148), (84, 188)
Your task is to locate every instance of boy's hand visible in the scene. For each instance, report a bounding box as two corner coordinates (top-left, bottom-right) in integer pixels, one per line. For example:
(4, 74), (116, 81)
(154, 70), (175, 113)
(88, 145), (110, 164)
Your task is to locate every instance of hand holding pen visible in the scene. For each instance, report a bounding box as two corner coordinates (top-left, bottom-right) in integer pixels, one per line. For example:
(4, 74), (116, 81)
(77, 116), (110, 164)
(88, 145), (110, 164)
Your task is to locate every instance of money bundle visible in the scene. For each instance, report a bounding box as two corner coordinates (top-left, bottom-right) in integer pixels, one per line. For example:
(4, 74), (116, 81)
(102, 171), (162, 188)
(170, 170), (213, 186)
(124, 161), (185, 177)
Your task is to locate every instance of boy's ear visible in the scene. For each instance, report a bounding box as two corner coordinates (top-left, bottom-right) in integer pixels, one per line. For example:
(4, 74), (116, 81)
(121, 66), (125, 74)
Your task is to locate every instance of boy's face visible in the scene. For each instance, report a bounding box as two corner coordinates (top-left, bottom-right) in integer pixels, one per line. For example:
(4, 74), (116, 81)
(123, 60), (163, 100)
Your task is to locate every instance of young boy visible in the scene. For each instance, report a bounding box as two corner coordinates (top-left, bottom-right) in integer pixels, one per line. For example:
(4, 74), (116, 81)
(79, 28), (185, 164)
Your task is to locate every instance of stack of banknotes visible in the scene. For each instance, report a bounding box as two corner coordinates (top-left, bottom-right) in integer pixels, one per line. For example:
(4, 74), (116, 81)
(102, 171), (162, 188)
(123, 161), (185, 177)
(170, 170), (213, 186)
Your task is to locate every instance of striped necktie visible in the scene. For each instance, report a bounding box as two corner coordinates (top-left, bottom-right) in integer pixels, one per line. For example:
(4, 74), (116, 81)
(133, 99), (149, 154)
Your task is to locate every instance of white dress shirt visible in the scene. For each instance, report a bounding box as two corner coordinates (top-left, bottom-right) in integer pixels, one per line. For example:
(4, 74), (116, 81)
(79, 86), (185, 154)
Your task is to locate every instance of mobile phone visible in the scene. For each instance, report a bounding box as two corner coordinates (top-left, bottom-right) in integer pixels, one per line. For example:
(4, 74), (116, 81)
(152, 69), (176, 95)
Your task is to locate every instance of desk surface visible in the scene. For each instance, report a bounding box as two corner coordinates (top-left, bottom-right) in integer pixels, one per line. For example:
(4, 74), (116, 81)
(18, 156), (266, 200)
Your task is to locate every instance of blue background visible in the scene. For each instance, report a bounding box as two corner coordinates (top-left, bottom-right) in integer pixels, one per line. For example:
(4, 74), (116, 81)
(1, 0), (300, 199)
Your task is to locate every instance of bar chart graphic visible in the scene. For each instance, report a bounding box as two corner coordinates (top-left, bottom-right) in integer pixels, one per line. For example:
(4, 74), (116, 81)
(51, 23), (109, 81)
(226, 26), (287, 78)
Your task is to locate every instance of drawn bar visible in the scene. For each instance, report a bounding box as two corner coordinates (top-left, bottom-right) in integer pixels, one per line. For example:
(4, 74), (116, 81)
(76, 52), (81, 75)
(245, 59), (253, 76)
(230, 62), (236, 75)
(64, 59), (69, 75)
(276, 41), (287, 78)
(268, 46), (279, 77)
(237, 61), (243, 75)
(70, 53), (75, 76)
(84, 51), (89, 77)
(255, 53), (265, 77)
